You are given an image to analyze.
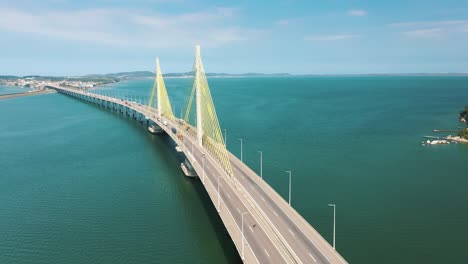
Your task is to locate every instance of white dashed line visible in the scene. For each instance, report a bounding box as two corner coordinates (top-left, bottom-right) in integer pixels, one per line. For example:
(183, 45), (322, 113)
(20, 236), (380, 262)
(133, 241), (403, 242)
(308, 253), (317, 262)
(261, 197), (265, 201)
(288, 229), (295, 236)
(264, 249), (270, 258)
(236, 208), (241, 213)
(273, 210), (279, 216)
(249, 226), (254, 232)
(227, 193), (231, 199)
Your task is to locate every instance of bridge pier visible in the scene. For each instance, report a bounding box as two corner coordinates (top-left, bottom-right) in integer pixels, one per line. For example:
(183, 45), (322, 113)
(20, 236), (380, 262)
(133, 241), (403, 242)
(50, 73), (349, 264)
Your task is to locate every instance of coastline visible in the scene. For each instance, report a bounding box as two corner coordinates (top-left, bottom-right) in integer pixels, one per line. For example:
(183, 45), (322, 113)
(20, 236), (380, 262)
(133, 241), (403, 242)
(446, 135), (468, 144)
(0, 89), (56, 100)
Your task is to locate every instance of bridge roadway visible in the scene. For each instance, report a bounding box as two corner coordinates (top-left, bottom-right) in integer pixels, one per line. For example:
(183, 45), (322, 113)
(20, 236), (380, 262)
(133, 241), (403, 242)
(53, 86), (348, 264)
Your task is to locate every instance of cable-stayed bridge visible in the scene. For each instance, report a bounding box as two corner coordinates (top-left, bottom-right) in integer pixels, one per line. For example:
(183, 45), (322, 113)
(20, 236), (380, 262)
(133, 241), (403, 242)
(50, 46), (348, 264)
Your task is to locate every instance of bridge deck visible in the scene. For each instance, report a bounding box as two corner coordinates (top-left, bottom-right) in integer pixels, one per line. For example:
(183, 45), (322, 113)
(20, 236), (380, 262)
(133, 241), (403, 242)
(52, 86), (348, 264)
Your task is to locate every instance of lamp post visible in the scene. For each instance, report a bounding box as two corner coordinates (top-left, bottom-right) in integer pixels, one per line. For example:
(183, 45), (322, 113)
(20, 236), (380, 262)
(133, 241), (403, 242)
(217, 175), (221, 212)
(258, 151), (263, 178)
(202, 154), (206, 184)
(241, 211), (249, 260)
(328, 204), (336, 249)
(285, 170), (292, 205)
(238, 138), (243, 162)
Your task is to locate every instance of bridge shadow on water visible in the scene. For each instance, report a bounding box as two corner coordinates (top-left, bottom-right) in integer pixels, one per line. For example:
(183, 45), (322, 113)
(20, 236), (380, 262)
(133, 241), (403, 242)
(148, 131), (242, 264)
(80, 97), (241, 263)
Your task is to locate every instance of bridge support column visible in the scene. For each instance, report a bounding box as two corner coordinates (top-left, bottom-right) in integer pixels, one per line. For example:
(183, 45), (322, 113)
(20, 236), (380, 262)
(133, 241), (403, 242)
(156, 58), (162, 120)
(195, 45), (203, 146)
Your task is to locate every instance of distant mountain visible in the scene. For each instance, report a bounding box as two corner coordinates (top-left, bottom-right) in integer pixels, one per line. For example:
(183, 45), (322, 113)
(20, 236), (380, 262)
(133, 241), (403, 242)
(83, 71), (154, 79)
(5, 71), (468, 81)
(82, 71), (292, 79)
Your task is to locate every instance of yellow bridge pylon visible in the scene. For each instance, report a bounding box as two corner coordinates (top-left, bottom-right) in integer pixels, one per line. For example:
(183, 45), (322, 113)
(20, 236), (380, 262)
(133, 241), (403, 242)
(148, 48), (233, 176)
(147, 57), (174, 120)
(184, 45), (233, 176)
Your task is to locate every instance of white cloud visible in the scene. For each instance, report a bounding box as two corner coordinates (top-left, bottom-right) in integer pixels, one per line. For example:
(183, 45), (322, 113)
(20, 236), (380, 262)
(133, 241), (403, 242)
(403, 28), (443, 38)
(389, 20), (468, 28)
(390, 19), (468, 38)
(0, 6), (260, 49)
(275, 19), (291, 26)
(305, 34), (360, 41)
(275, 17), (303, 26)
(347, 9), (367, 16)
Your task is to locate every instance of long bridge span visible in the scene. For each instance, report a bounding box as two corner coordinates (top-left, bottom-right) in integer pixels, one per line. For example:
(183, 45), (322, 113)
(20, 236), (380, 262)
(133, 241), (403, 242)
(50, 46), (348, 264)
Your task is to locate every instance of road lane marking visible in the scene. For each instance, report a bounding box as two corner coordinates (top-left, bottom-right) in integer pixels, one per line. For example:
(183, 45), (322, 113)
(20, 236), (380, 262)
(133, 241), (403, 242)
(264, 249), (270, 258)
(261, 197), (265, 202)
(249, 226), (254, 232)
(288, 229), (295, 236)
(308, 253), (317, 262)
(236, 208), (241, 213)
(230, 158), (342, 263)
(227, 193), (231, 199)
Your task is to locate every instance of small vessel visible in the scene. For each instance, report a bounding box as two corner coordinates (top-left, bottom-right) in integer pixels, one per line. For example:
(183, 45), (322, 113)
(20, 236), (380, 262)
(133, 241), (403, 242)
(181, 162), (197, 177)
(175, 146), (183, 152)
(148, 125), (156, 134)
(423, 139), (450, 145)
(148, 125), (163, 134)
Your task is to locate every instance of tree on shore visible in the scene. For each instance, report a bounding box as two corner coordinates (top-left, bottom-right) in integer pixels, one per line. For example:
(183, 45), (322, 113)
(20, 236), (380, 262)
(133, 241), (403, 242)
(459, 128), (468, 139)
(461, 106), (468, 118)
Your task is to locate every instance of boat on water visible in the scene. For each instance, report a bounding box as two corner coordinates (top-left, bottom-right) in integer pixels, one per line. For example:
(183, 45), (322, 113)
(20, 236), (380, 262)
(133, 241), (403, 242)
(148, 125), (163, 134)
(422, 139), (450, 146)
(181, 162), (197, 177)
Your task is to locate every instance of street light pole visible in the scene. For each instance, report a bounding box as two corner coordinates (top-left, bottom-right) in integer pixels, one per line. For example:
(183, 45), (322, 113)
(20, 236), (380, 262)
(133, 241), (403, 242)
(328, 204), (336, 249)
(238, 138), (243, 162)
(285, 170), (292, 205)
(241, 211), (249, 260)
(258, 151), (263, 178)
(217, 175), (221, 212)
(202, 154), (206, 184)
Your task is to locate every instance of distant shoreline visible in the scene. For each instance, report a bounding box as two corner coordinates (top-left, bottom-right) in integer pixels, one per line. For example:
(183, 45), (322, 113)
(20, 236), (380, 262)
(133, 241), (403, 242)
(0, 89), (56, 100)
(3, 72), (468, 82)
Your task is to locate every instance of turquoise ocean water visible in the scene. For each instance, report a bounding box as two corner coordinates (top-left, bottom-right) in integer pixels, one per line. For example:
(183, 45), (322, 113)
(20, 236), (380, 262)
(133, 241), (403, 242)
(0, 85), (30, 95)
(1, 76), (467, 263)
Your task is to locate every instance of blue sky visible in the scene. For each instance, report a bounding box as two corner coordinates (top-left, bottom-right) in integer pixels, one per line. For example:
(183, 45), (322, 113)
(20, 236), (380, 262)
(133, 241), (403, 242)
(1, 0), (468, 75)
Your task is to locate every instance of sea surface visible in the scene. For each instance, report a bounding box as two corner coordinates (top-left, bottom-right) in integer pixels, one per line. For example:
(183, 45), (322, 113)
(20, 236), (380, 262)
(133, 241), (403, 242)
(1, 76), (467, 264)
(0, 85), (30, 95)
